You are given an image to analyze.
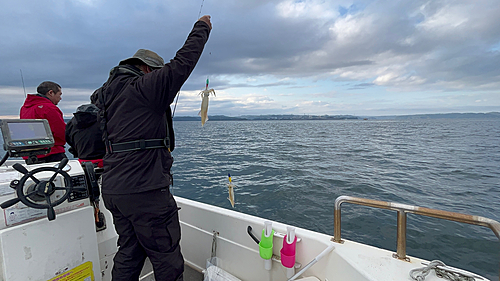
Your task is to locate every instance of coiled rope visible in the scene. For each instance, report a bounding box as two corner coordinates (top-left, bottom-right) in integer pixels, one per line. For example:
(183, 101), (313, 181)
(409, 260), (478, 281)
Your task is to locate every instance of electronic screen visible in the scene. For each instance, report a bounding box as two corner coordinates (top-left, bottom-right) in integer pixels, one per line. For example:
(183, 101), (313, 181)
(7, 122), (49, 141)
(0, 119), (54, 157)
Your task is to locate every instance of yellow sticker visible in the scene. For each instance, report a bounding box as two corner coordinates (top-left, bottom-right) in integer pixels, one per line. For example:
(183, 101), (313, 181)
(47, 261), (94, 281)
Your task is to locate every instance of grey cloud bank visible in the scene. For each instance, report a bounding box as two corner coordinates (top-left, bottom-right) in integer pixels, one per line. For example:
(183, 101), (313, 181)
(1, 0), (499, 117)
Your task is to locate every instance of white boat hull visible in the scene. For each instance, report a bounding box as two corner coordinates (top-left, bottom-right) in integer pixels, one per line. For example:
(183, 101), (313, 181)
(176, 197), (491, 281)
(0, 160), (493, 281)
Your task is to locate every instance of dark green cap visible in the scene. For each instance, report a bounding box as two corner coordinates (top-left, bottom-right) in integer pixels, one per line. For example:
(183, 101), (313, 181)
(119, 49), (164, 69)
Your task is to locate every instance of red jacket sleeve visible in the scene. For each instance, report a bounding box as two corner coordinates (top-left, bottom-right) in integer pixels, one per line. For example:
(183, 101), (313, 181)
(42, 105), (67, 154)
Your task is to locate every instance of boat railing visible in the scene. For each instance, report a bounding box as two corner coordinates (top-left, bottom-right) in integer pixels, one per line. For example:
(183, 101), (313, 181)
(333, 195), (500, 262)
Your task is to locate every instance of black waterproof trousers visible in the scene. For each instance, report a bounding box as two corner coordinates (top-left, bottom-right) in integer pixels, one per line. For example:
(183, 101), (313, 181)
(103, 188), (183, 281)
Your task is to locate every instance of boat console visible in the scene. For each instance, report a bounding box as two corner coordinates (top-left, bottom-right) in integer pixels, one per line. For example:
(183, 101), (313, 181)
(0, 159), (90, 225)
(0, 119), (104, 281)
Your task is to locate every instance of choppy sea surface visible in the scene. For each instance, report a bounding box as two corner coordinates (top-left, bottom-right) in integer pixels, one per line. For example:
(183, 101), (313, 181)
(170, 119), (500, 280)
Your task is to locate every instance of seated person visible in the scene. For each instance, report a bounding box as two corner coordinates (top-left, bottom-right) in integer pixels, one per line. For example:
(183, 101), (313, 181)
(20, 81), (67, 164)
(66, 103), (106, 230)
(65, 104), (105, 167)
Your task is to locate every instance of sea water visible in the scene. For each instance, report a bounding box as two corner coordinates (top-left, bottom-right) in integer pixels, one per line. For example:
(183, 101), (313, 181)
(170, 119), (500, 280)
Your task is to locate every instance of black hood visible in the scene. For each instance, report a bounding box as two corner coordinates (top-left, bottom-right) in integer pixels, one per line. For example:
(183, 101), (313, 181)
(73, 104), (99, 129)
(92, 64), (143, 111)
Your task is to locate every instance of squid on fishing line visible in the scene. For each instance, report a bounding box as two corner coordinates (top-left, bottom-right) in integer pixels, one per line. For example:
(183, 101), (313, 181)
(198, 78), (215, 126)
(227, 173), (235, 208)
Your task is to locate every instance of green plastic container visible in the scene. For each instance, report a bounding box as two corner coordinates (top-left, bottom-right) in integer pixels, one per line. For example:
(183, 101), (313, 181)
(259, 229), (274, 260)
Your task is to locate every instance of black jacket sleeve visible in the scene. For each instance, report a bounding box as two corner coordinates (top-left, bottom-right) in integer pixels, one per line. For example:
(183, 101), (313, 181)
(139, 21), (211, 113)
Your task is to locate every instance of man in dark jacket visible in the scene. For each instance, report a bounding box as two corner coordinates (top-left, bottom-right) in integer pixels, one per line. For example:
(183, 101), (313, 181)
(95, 16), (211, 281)
(65, 103), (105, 167)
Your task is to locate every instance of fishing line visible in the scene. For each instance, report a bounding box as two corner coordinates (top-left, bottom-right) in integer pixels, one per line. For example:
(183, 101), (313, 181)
(172, 0), (209, 117)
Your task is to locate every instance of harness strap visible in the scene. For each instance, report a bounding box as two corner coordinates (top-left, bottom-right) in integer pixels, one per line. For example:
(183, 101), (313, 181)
(110, 138), (169, 153)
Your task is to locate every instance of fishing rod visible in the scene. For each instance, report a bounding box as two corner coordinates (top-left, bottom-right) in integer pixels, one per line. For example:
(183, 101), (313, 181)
(172, 91), (180, 116)
(20, 69), (26, 98)
(198, 0), (205, 19)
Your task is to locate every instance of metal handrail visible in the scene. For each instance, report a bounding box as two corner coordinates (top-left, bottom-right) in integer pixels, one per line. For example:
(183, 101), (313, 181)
(333, 195), (500, 262)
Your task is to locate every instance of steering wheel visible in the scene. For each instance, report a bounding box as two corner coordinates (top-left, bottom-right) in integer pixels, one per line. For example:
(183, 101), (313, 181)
(0, 158), (73, 221)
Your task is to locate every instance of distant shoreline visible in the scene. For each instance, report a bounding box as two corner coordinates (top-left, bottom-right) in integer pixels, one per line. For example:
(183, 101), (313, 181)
(172, 112), (500, 121)
(2, 112), (499, 122)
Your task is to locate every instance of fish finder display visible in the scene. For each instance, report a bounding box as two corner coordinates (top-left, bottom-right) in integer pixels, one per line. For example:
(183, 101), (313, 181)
(7, 122), (48, 141)
(0, 119), (54, 157)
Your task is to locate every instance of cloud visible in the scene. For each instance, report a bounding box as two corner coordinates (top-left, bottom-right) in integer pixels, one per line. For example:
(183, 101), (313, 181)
(0, 0), (499, 116)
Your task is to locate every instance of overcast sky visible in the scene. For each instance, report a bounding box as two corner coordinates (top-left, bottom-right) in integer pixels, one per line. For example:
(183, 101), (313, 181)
(1, 0), (499, 117)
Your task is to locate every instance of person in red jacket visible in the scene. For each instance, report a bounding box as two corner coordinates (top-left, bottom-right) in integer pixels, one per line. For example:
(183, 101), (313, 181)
(20, 81), (67, 164)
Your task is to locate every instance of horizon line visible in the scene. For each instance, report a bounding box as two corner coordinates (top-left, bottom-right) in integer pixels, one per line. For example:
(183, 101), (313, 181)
(0, 111), (499, 120)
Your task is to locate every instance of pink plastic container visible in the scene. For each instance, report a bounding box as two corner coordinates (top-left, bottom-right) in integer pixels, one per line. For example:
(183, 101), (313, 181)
(280, 234), (297, 268)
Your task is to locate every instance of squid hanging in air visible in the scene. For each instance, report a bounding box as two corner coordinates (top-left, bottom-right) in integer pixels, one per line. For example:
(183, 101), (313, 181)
(227, 173), (235, 208)
(198, 78), (216, 126)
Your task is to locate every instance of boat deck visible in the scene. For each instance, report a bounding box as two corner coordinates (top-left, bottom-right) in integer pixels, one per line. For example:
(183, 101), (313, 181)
(140, 261), (203, 281)
(184, 266), (204, 281)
